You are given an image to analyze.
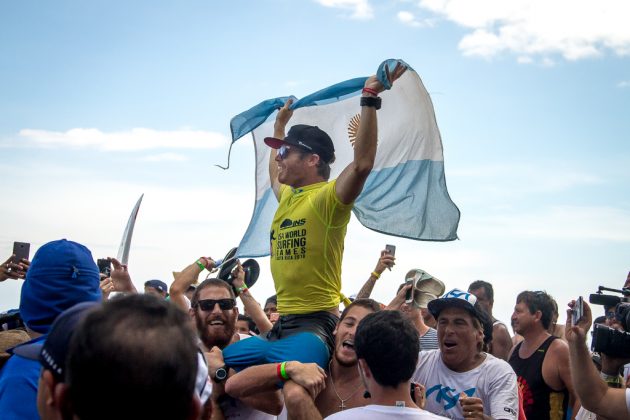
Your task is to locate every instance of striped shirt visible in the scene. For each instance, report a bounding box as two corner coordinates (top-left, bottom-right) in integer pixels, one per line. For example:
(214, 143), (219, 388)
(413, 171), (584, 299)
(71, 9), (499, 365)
(419, 327), (439, 350)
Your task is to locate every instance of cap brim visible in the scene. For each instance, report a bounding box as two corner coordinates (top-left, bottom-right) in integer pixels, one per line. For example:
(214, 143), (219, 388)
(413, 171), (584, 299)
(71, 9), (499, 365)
(428, 298), (476, 319)
(264, 137), (286, 149)
(9, 341), (43, 361)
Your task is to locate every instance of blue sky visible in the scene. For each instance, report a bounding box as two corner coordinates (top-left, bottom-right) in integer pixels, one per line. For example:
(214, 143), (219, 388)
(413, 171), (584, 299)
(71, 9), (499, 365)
(1, 0), (629, 327)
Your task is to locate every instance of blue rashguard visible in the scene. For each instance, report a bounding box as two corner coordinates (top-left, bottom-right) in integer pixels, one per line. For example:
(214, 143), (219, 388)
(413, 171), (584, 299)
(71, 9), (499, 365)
(0, 336), (45, 420)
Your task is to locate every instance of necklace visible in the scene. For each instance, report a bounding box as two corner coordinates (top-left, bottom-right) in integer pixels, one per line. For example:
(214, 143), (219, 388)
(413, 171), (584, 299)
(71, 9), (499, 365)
(328, 360), (362, 410)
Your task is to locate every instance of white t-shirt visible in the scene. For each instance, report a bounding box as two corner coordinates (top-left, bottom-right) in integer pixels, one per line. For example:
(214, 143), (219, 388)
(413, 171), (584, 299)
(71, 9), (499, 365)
(325, 404), (449, 419)
(626, 388), (630, 414)
(412, 350), (518, 420)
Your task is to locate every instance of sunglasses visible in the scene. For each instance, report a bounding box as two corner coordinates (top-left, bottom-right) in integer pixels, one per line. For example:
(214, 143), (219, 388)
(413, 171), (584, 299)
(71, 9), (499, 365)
(277, 145), (292, 160)
(196, 298), (236, 311)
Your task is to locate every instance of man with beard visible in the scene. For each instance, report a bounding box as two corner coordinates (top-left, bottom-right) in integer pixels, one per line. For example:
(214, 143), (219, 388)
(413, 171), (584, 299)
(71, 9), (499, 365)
(189, 277), (282, 419)
(224, 299), (382, 419)
(412, 289), (519, 420)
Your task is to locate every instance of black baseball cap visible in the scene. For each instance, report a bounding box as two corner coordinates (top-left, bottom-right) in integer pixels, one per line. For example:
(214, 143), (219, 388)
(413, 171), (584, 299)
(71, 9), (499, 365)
(264, 124), (335, 164)
(11, 301), (99, 381)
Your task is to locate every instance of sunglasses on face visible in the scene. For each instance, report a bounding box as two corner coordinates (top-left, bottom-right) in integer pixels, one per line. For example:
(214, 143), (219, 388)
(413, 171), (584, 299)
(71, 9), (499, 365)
(277, 145), (292, 160)
(196, 298), (236, 311)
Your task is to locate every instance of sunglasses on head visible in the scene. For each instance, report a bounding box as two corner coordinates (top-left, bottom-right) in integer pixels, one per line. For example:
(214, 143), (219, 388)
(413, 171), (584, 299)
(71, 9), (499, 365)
(196, 298), (236, 311)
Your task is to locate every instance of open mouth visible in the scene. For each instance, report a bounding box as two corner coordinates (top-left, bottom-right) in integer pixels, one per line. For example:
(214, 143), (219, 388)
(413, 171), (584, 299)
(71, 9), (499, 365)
(208, 319), (225, 326)
(342, 340), (354, 350)
(443, 340), (457, 349)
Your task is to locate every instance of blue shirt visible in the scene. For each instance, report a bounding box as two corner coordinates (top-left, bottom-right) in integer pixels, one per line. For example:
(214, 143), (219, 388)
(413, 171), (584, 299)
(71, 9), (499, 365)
(0, 336), (45, 420)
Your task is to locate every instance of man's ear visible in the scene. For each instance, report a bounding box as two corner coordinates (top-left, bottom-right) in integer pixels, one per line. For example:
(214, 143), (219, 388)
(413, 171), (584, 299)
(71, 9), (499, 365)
(39, 370), (56, 408)
(307, 153), (321, 168)
(53, 382), (73, 420)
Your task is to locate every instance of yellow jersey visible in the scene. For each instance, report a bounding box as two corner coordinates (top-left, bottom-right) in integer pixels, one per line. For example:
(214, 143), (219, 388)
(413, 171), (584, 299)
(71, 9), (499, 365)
(270, 180), (353, 314)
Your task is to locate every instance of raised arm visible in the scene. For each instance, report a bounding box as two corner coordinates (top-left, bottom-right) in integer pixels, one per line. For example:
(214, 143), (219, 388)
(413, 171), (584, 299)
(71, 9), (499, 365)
(269, 99), (294, 200)
(335, 63), (406, 205)
(108, 257), (137, 293)
(231, 263), (273, 334)
(170, 257), (214, 312)
(0, 254), (29, 282)
(565, 300), (629, 419)
(356, 250), (395, 299)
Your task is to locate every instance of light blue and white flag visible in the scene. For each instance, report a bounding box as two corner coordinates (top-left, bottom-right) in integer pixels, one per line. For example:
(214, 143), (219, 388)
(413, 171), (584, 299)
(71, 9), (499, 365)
(229, 59), (460, 258)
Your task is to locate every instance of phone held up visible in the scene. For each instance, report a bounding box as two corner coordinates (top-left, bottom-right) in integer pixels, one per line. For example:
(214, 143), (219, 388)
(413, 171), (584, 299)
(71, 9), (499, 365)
(385, 244), (396, 272)
(572, 296), (584, 325)
(12, 242), (30, 264)
(97, 258), (112, 277)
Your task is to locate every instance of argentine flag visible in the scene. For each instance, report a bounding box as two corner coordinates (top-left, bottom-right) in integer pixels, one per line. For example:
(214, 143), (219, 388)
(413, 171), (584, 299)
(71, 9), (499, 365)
(229, 59), (460, 258)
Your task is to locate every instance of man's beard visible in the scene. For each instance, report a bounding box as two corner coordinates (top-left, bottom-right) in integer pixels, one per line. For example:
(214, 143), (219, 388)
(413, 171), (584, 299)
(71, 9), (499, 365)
(334, 348), (358, 368)
(195, 313), (236, 350)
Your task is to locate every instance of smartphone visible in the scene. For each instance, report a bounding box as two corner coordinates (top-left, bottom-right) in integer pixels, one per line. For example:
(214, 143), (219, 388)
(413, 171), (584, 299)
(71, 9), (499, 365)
(405, 277), (414, 304)
(385, 244), (396, 256)
(12, 242), (30, 264)
(97, 258), (111, 277)
(572, 296), (584, 325)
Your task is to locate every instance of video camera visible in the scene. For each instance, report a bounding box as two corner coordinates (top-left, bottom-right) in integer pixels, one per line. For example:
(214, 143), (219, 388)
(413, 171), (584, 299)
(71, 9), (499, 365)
(590, 286), (630, 358)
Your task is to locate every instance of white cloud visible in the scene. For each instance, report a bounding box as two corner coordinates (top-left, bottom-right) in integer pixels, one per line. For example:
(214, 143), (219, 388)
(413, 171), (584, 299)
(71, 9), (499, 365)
(618, 80), (630, 88)
(397, 11), (421, 27)
(10, 127), (228, 151)
(418, 0), (630, 61)
(315, 0), (374, 20)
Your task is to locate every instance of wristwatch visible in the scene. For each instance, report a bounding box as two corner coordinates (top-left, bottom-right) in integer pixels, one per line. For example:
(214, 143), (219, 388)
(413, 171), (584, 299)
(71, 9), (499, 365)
(213, 365), (228, 383)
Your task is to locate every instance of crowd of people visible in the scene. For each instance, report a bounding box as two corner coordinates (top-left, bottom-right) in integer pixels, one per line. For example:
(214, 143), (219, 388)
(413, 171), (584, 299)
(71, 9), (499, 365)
(1, 61), (629, 420)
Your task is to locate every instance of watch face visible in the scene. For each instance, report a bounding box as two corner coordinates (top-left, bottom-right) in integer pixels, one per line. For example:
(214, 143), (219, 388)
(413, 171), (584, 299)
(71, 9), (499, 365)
(215, 367), (227, 381)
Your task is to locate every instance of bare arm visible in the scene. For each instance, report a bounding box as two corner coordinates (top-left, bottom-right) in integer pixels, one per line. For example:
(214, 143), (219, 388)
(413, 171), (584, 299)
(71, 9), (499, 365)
(491, 323), (513, 361)
(0, 255), (29, 281)
(385, 283), (411, 311)
(268, 99), (294, 200)
(283, 380), (323, 420)
(552, 339), (579, 419)
(335, 64), (406, 205)
(109, 257), (137, 293)
(356, 250), (395, 299)
(225, 361), (326, 400)
(170, 257), (213, 312)
(565, 301), (630, 419)
(232, 264), (273, 334)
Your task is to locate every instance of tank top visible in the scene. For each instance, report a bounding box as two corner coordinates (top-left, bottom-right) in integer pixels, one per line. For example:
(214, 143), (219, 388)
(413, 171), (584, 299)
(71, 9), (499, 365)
(509, 335), (568, 420)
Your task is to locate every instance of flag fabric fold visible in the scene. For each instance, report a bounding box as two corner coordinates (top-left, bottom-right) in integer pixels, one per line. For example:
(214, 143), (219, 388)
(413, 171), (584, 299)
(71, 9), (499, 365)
(230, 59), (460, 258)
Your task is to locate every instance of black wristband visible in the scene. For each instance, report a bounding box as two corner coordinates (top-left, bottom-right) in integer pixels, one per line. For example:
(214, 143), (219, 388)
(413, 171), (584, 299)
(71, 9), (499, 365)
(360, 96), (382, 110)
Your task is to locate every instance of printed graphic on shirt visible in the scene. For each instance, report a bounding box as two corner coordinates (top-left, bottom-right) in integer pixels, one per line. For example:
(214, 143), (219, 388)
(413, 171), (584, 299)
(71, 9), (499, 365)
(273, 218), (307, 261)
(426, 384), (476, 410)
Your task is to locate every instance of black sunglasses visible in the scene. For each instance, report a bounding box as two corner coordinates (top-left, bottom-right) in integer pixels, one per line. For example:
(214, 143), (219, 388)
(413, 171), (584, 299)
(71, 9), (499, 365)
(196, 299), (236, 311)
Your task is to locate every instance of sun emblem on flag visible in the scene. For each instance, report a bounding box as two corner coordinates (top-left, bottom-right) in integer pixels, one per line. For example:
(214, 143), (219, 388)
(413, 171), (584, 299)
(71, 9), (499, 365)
(347, 114), (361, 148)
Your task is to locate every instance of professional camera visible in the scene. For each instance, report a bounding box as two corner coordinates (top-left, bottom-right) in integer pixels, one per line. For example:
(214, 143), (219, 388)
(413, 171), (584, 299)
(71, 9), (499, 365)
(590, 286), (630, 358)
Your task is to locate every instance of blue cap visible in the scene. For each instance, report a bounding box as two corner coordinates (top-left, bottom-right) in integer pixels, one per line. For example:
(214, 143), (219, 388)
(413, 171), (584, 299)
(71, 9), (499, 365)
(145, 279), (168, 294)
(428, 288), (479, 319)
(20, 239), (101, 334)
